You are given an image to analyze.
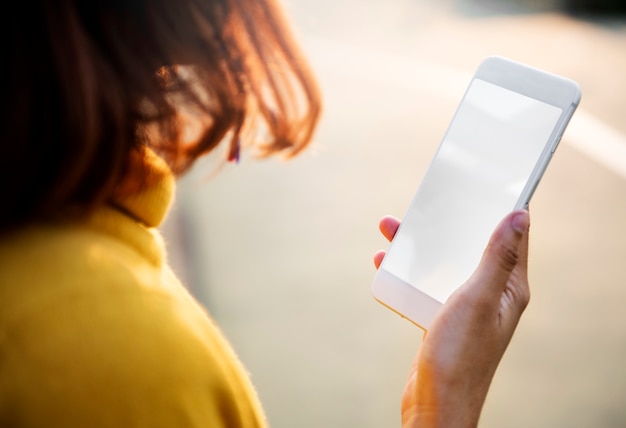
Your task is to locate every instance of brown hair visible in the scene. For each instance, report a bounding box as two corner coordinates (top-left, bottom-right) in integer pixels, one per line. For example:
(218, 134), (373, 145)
(2, 0), (321, 231)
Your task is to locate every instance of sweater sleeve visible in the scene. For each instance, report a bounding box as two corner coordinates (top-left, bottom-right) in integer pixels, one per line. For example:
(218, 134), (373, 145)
(0, 286), (267, 428)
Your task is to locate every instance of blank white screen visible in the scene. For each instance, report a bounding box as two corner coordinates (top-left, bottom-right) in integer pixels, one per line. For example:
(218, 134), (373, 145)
(383, 79), (562, 303)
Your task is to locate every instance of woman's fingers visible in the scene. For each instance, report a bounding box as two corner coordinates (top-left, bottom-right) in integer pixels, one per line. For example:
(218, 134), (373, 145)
(379, 215), (400, 242)
(471, 210), (530, 297)
(373, 216), (401, 269)
(373, 250), (386, 269)
(460, 210), (531, 328)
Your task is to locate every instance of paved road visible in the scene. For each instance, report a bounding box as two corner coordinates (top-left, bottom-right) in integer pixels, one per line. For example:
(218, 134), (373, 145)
(162, 2), (626, 427)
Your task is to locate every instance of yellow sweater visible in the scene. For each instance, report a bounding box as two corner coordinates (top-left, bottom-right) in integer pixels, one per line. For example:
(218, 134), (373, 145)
(0, 151), (267, 427)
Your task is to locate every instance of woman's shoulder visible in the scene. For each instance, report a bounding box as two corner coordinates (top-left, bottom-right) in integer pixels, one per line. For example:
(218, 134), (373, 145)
(0, 217), (160, 306)
(0, 219), (204, 360)
(0, 221), (267, 427)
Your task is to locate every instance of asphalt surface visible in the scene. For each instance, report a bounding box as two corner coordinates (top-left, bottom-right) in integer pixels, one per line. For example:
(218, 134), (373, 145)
(161, 2), (626, 427)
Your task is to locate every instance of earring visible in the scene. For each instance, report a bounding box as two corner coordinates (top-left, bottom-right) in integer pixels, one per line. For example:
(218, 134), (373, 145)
(227, 138), (241, 164)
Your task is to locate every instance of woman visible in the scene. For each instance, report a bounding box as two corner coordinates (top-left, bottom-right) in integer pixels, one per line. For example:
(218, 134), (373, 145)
(1, 0), (530, 426)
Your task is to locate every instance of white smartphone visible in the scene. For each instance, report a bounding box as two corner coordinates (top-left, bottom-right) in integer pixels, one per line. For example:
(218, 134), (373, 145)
(372, 56), (581, 330)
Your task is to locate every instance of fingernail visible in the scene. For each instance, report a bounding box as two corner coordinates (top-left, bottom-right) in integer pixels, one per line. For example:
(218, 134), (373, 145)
(512, 210), (530, 234)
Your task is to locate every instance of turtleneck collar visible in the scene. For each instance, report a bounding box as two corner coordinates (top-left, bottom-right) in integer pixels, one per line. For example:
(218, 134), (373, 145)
(110, 148), (176, 228)
(81, 148), (176, 268)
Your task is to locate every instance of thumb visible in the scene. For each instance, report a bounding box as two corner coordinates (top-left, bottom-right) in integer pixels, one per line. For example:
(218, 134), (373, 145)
(468, 210), (530, 300)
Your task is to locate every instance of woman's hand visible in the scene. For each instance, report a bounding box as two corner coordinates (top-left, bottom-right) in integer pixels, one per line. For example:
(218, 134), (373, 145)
(374, 210), (531, 428)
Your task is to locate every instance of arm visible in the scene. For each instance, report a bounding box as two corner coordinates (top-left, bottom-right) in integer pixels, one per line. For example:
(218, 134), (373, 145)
(375, 210), (531, 428)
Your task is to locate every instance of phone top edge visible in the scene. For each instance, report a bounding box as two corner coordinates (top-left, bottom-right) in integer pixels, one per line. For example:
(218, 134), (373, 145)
(474, 56), (582, 109)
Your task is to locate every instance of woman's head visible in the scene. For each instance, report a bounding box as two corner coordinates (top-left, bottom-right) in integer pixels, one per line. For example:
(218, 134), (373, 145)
(2, 0), (320, 231)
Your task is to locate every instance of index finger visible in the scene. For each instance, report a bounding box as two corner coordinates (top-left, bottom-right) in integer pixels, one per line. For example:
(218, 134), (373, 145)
(379, 215), (401, 242)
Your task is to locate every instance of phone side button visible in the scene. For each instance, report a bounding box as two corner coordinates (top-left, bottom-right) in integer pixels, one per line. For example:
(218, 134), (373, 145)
(551, 136), (562, 153)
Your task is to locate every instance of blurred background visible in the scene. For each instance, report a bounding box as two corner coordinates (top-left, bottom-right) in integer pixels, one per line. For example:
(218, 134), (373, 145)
(161, 0), (626, 427)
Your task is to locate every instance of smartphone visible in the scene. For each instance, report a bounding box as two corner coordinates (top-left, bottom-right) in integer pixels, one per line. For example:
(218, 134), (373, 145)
(372, 56), (581, 330)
